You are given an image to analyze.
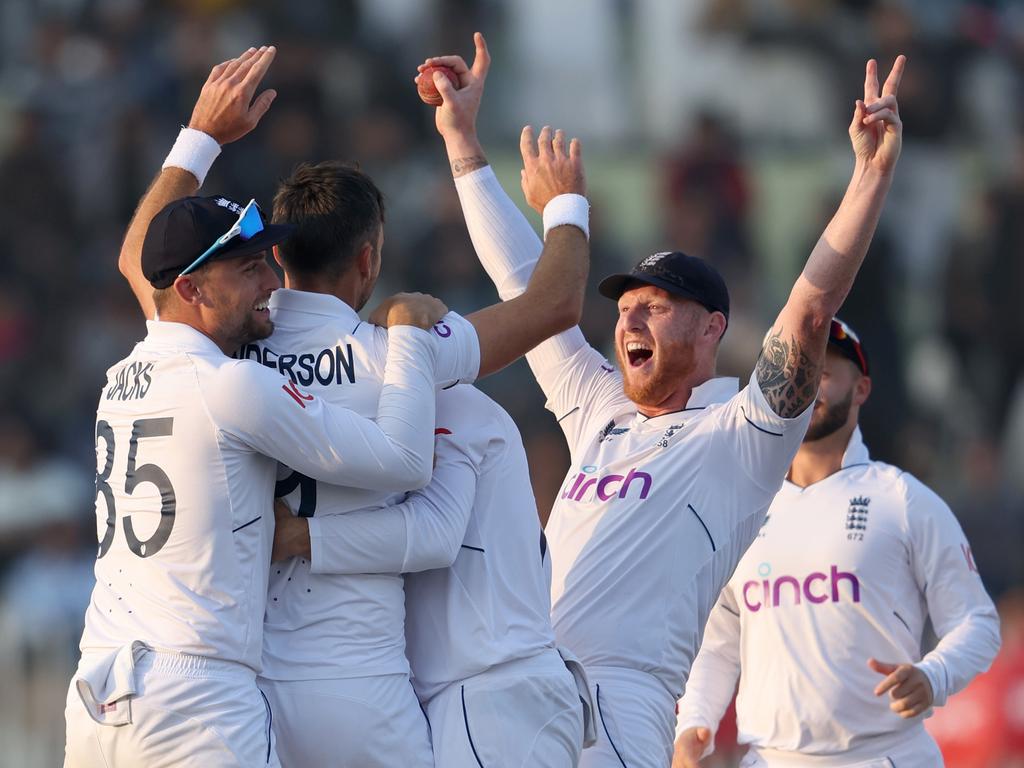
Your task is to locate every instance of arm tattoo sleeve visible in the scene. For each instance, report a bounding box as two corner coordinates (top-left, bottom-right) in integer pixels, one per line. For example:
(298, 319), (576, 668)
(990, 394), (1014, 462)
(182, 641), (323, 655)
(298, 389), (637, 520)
(754, 329), (819, 418)
(451, 155), (489, 178)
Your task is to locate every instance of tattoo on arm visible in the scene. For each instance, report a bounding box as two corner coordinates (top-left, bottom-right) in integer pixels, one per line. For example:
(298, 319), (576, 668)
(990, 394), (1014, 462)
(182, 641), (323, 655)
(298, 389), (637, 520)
(451, 155), (488, 178)
(754, 329), (819, 418)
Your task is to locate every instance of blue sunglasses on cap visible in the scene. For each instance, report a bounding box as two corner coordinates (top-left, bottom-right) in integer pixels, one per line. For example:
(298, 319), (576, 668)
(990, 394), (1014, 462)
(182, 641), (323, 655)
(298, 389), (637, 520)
(179, 198), (265, 277)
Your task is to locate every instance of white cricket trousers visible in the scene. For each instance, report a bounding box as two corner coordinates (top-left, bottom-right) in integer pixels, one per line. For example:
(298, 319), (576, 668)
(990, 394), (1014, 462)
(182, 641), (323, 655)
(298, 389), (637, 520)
(64, 650), (279, 767)
(580, 666), (676, 768)
(743, 724), (945, 767)
(258, 672), (433, 768)
(423, 649), (585, 767)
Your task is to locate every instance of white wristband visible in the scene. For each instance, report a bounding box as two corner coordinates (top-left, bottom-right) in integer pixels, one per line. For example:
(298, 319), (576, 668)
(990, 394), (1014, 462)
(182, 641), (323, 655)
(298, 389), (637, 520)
(162, 127), (221, 187)
(543, 193), (590, 241)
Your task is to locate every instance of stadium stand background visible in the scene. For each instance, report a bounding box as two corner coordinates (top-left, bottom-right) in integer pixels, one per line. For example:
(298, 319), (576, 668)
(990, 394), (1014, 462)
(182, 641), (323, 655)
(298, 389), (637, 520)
(0, 0), (1021, 764)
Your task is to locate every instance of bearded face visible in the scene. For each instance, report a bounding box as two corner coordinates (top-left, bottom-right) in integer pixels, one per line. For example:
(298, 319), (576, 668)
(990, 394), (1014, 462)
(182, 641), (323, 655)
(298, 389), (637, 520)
(803, 351), (863, 443)
(804, 388), (854, 442)
(615, 285), (707, 412)
(199, 253), (279, 350)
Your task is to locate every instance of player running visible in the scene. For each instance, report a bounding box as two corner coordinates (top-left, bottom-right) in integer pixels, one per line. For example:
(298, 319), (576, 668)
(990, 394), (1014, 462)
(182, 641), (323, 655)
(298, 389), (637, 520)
(424, 34), (908, 767)
(673, 318), (1000, 767)
(65, 47), (469, 768)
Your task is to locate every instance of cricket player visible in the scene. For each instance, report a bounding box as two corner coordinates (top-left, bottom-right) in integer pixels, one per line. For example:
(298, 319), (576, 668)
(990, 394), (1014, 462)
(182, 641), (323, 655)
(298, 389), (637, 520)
(114, 46), (593, 766)
(673, 319), (1001, 767)
(65, 47), (470, 767)
(254, 145), (589, 765)
(253, 122), (590, 766)
(271, 380), (594, 767)
(425, 34), (909, 766)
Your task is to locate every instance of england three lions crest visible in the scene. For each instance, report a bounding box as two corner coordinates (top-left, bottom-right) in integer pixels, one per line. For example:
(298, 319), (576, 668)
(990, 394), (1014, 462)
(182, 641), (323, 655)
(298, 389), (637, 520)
(846, 496), (870, 540)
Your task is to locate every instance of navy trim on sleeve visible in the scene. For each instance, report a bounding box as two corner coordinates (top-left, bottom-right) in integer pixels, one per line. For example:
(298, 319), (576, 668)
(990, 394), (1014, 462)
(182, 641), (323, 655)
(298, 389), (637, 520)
(739, 406), (783, 437)
(232, 516), (262, 533)
(557, 406), (581, 424)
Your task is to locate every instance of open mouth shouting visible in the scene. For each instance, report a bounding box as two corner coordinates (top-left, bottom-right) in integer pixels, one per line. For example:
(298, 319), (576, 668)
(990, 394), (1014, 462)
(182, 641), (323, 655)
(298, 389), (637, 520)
(625, 340), (654, 369)
(254, 297), (270, 317)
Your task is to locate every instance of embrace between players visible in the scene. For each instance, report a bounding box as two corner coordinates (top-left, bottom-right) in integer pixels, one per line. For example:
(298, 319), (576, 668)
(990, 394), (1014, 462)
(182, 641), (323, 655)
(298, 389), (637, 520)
(64, 34), (999, 768)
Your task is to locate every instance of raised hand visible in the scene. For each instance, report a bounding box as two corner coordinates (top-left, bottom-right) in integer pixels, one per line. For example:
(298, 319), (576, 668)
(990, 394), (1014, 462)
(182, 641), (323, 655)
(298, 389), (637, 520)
(416, 32), (491, 142)
(189, 46), (278, 145)
(868, 657), (934, 718)
(849, 55), (906, 176)
(369, 293), (448, 330)
(672, 727), (712, 768)
(519, 126), (585, 214)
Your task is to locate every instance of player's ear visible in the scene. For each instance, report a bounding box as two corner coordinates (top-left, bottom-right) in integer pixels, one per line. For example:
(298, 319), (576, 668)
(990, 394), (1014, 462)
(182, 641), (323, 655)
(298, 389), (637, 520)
(173, 274), (204, 306)
(854, 374), (872, 406)
(706, 310), (727, 344)
(356, 241), (375, 281)
(272, 244), (284, 269)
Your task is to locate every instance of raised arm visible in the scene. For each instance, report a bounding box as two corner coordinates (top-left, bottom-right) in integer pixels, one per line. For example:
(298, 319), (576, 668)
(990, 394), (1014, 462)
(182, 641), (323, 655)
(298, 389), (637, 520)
(756, 56), (906, 417)
(419, 34), (590, 378)
(119, 46), (278, 319)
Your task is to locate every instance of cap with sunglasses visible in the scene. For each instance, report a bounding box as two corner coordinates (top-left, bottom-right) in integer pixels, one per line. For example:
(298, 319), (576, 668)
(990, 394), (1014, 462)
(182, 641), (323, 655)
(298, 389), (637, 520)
(141, 195), (295, 289)
(829, 317), (869, 375)
(597, 251), (730, 320)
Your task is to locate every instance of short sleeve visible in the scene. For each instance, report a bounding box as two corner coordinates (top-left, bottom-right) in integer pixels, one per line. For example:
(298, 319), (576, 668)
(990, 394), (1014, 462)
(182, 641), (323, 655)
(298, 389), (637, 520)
(431, 311), (480, 387)
(526, 333), (630, 457)
(711, 371), (813, 492)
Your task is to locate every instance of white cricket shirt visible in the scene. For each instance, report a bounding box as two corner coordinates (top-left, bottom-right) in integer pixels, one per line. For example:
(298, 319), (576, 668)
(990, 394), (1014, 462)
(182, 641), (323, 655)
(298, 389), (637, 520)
(299, 384), (558, 701)
(676, 428), (1001, 761)
(80, 320), (443, 672)
(452, 166), (811, 699)
(255, 289), (480, 681)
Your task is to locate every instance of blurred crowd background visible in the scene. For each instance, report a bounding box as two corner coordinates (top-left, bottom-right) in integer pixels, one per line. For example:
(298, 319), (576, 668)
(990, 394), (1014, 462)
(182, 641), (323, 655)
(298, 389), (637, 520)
(1, 0), (1022, 765)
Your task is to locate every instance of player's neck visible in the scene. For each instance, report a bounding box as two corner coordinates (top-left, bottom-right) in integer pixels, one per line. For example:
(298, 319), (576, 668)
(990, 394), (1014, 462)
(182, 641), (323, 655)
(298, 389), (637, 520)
(284, 271), (361, 310)
(788, 423), (856, 488)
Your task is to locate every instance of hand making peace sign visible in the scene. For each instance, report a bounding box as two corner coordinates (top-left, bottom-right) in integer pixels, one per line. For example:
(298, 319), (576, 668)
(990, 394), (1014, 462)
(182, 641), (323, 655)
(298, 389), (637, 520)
(849, 55), (906, 176)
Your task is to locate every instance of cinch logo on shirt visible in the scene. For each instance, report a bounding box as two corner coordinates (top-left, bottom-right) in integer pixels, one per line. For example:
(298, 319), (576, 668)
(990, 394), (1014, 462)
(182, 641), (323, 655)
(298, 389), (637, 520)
(742, 564), (861, 612)
(560, 465), (653, 502)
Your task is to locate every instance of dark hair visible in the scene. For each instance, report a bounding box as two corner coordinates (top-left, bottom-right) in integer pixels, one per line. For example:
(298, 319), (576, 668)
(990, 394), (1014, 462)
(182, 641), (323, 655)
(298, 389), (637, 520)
(272, 161), (385, 279)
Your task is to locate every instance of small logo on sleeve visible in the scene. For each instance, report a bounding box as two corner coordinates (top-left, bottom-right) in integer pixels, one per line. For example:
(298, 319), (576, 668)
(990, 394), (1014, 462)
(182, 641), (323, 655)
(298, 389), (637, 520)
(432, 321), (452, 338)
(961, 543), (979, 573)
(282, 380), (315, 408)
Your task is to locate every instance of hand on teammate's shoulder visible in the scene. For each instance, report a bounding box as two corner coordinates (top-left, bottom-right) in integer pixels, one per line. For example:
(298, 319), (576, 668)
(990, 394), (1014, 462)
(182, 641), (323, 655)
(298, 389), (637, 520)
(370, 293), (448, 330)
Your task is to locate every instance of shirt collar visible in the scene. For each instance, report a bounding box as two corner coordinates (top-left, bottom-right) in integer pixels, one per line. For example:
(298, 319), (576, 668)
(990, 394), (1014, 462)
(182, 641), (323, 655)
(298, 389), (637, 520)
(633, 376), (740, 425)
(685, 376), (739, 409)
(269, 288), (360, 324)
(841, 426), (871, 467)
(144, 320), (224, 356)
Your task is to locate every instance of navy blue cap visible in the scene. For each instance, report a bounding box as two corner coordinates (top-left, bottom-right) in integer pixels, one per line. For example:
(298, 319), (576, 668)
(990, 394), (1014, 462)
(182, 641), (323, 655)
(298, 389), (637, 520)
(598, 251), (730, 319)
(141, 195), (294, 289)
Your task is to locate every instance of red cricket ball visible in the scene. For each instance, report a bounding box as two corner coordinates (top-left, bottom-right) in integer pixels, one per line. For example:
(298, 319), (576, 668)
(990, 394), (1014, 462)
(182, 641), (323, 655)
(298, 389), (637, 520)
(418, 65), (459, 107)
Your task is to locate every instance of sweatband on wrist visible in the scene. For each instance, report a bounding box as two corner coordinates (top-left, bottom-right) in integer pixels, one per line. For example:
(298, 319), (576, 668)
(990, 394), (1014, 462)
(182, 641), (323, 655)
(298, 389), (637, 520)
(162, 127), (221, 186)
(543, 194), (590, 241)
